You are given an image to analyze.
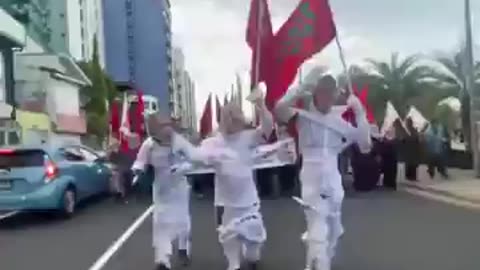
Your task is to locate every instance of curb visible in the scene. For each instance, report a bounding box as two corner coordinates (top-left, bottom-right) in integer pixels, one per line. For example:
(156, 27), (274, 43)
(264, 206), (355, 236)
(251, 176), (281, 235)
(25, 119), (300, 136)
(401, 182), (480, 205)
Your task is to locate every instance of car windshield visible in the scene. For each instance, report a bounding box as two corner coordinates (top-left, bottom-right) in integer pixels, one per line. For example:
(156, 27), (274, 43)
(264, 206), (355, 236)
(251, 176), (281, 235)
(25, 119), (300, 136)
(0, 150), (45, 169)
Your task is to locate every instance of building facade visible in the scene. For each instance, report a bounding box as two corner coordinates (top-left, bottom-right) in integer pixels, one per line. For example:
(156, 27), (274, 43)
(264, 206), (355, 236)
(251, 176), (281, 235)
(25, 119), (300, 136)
(46, 0), (105, 65)
(0, 6), (26, 147)
(15, 53), (91, 146)
(172, 47), (197, 134)
(0, 0), (105, 64)
(103, 0), (174, 116)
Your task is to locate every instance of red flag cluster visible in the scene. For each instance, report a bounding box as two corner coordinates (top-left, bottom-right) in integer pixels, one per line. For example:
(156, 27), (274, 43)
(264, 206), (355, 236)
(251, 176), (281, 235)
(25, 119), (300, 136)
(246, 0), (337, 151)
(246, 0), (336, 110)
(199, 94), (213, 139)
(109, 90), (145, 153)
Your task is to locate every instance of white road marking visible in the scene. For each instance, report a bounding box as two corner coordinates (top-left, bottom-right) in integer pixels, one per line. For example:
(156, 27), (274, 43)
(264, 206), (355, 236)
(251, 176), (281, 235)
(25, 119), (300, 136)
(404, 187), (480, 211)
(88, 205), (154, 270)
(0, 211), (19, 221)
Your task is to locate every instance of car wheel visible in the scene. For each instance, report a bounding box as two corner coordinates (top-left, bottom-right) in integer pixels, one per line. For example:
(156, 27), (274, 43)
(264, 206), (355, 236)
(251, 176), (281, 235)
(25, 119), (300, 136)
(60, 188), (76, 218)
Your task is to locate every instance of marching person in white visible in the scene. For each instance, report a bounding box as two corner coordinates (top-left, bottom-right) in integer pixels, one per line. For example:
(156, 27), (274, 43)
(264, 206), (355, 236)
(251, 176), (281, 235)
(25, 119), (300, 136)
(201, 91), (273, 270)
(132, 113), (206, 270)
(275, 69), (371, 270)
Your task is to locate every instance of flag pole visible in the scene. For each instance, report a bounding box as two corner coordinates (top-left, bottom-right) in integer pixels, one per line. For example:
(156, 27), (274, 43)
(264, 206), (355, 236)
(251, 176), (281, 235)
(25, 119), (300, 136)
(253, 0), (264, 89)
(464, 0), (479, 176)
(334, 35), (353, 95)
(251, 0), (264, 126)
(329, 0), (353, 96)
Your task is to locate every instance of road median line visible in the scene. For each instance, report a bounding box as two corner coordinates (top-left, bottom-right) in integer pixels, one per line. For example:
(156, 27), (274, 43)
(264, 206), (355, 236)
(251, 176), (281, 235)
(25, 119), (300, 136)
(88, 204), (154, 270)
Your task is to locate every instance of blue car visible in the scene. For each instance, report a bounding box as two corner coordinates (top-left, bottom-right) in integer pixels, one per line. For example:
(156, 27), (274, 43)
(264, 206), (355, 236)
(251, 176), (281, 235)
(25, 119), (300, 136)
(0, 144), (112, 218)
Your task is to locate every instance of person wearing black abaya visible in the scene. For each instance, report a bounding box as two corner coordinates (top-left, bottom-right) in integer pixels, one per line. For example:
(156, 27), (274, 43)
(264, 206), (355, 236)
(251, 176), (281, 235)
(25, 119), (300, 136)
(380, 128), (398, 190)
(404, 118), (420, 181)
(351, 125), (382, 192)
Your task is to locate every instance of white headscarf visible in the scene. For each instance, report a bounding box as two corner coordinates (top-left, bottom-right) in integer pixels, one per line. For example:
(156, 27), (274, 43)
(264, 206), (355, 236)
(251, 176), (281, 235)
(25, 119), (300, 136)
(218, 103), (248, 134)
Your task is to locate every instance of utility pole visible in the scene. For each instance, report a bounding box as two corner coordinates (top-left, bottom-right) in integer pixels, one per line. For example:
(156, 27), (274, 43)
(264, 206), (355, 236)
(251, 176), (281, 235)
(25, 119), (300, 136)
(464, 0), (480, 177)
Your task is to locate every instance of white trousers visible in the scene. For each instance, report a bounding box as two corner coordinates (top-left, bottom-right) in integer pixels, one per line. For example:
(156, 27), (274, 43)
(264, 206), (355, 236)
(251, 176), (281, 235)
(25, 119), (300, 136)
(152, 184), (191, 267)
(218, 204), (266, 270)
(302, 198), (344, 270)
(153, 222), (191, 267)
(300, 161), (344, 270)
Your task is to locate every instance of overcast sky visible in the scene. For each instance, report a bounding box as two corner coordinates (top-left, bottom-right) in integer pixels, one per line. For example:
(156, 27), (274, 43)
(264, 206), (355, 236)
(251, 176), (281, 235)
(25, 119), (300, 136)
(171, 0), (480, 118)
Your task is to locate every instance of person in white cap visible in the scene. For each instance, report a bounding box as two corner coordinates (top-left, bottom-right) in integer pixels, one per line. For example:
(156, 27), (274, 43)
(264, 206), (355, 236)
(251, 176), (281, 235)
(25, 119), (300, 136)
(200, 88), (273, 270)
(274, 68), (371, 270)
(132, 113), (206, 270)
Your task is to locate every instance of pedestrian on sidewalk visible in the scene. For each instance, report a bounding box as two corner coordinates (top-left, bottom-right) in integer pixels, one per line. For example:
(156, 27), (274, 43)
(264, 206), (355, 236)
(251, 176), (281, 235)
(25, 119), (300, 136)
(425, 119), (449, 179)
(404, 118), (420, 181)
(132, 113), (207, 270)
(275, 70), (371, 270)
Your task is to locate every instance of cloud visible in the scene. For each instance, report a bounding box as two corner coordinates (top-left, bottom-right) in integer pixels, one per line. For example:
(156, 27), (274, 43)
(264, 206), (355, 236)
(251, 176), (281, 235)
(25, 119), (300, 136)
(172, 0), (480, 120)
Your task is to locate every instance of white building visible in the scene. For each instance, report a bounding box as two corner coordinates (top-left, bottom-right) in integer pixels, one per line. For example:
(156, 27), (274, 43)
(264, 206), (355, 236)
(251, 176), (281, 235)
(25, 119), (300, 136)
(48, 0), (105, 66)
(15, 53), (91, 146)
(0, 6), (25, 146)
(172, 47), (197, 134)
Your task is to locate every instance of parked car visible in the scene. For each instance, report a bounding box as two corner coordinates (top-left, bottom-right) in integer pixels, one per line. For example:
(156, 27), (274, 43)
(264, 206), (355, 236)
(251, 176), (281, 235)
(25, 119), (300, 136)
(0, 144), (112, 218)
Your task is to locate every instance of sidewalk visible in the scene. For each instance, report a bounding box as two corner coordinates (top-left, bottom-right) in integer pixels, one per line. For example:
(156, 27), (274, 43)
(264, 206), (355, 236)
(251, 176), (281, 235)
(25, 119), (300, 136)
(399, 165), (480, 204)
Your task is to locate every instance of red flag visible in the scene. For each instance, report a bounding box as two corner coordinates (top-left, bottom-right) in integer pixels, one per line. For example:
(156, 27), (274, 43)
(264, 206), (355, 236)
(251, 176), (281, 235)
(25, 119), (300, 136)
(223, 94), (228, 106)
(341, 85), (376, 126)
(133, 90), (145, 136)
(199, 94), (213, 139)
(265, 0), (336, 110)
(246, 0), (274, 88)
(360, 86), (376, 124)
(109, 100), (121, 139)
(216, 95), (222, 123)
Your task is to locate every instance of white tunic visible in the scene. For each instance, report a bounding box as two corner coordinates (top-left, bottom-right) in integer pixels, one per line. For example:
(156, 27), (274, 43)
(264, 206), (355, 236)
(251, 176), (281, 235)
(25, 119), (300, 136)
(206, 130), (262, 207)
(132, 133), (204, 247)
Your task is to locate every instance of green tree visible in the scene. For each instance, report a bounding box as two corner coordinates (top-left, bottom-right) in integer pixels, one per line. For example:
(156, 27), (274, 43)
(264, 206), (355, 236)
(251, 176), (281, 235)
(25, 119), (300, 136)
(430, 50), (480, 151)
(364, 53), (434, 117)
(78, 35), (118, 144)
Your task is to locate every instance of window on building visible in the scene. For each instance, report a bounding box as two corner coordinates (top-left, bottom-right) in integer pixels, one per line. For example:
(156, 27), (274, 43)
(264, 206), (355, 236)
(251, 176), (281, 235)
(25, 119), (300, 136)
(0, 127), (21, 147)
(8, 131), (20, 145)
(0, 52), (5, 102)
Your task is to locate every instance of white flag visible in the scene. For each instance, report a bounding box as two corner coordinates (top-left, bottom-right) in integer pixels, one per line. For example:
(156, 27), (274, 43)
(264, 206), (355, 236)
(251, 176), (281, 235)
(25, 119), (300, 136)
(406, 106), (429, 131)
(119, 92), (130, 135)
(381, 101), (400, 135)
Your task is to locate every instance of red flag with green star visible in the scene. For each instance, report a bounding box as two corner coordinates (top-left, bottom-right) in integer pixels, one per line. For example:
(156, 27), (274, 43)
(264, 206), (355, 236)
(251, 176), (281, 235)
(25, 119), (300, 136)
(265, 0), (336, 110)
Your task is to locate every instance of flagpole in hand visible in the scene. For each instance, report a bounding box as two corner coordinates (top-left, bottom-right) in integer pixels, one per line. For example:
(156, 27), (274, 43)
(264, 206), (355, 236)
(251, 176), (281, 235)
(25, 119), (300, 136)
(335, 36), (353, 96)
(329, 0), (353, 96)
(253, 0), (264, 89)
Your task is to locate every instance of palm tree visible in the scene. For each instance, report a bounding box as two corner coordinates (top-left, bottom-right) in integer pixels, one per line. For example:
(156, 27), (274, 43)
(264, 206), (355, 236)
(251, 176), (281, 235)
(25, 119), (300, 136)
(364, 53), (434, 117)
(337, 65), (389, 123)
(430, 50), (480, 151)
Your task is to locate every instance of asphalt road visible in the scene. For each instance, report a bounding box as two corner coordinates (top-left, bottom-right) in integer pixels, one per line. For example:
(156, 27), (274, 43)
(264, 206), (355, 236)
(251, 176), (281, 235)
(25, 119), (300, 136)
(1, 191), (480, 270)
